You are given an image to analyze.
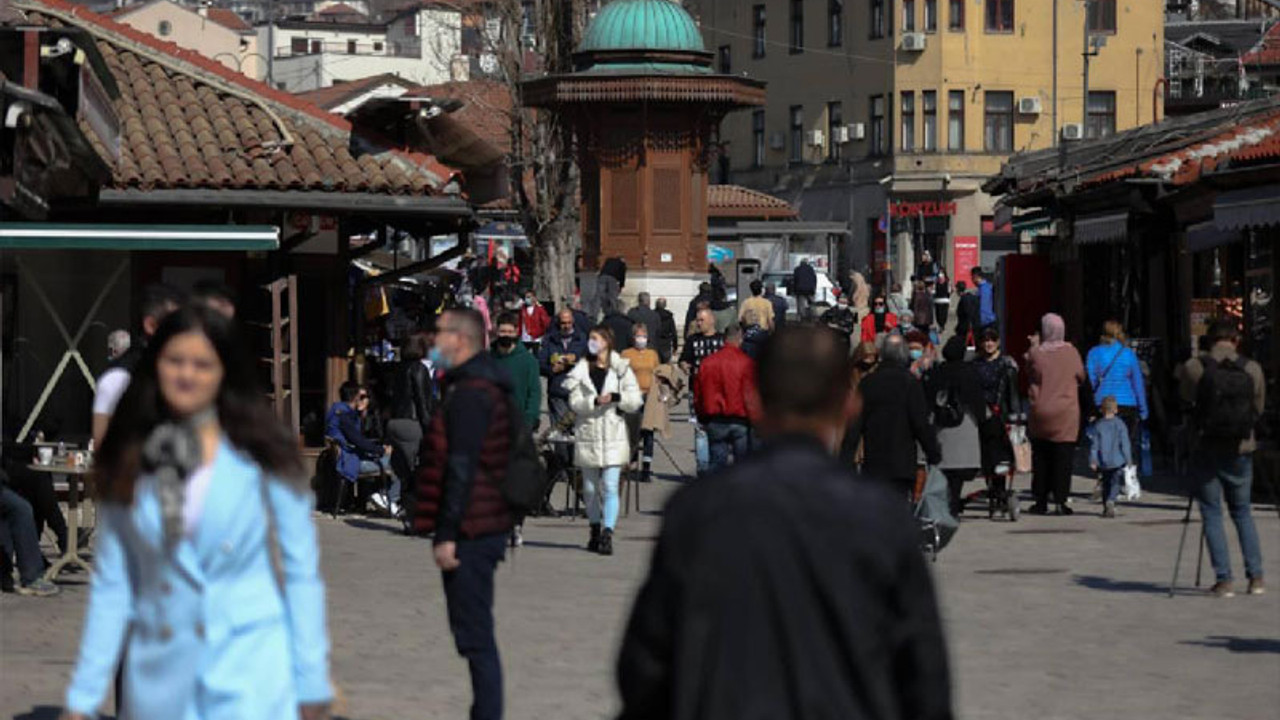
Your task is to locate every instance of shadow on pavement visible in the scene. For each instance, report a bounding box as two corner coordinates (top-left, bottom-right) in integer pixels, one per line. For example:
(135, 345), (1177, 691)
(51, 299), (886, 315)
(342, 518), (404, 536)
(1073, 574), (1184, 595)
(1180, 636), (1280, 654)
(521, 540), (589, 551)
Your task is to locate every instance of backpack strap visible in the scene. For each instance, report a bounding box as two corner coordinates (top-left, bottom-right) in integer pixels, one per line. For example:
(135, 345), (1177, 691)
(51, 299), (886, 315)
(1092, 345), (1124, 393)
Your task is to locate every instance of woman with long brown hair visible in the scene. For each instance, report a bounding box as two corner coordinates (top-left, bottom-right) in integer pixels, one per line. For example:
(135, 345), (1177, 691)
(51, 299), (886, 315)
(64, 305), (331, 720)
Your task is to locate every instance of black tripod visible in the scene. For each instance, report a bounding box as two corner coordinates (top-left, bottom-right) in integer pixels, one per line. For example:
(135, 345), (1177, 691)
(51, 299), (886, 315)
(1169, 494), (1208, 598)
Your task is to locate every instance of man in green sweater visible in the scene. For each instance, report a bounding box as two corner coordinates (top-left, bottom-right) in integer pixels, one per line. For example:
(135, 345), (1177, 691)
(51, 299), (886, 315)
(493, 312), (543, 431)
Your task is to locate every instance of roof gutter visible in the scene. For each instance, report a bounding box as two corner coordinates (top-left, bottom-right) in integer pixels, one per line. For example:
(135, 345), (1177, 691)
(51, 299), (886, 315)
(98, 188), (474, 217)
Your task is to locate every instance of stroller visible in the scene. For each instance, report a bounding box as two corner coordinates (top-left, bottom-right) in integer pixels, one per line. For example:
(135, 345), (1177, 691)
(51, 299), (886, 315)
(914, 465), (959, 561)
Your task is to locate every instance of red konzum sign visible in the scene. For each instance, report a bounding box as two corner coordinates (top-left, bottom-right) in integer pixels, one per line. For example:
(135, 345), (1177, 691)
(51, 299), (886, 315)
(889, 201), (957, 218)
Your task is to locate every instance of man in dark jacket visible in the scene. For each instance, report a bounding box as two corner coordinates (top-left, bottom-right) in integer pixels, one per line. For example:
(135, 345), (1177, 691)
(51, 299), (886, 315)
(853, 334), (942, 495)
(954, 280), (980, 344)
(693, 325), (760, 471)
(654, 297), (679, 364)
(684, 283), (715, 338)
(617, 325), (953, 720)
(415, 308), (515, 720)
(792, 259), (818, 320)
(765, 282), (789, 325)
(628, 292), (663, 352)
(387, 333), (437, 529)
(539, 309), (589, 425)
(602, 297), (634, 352)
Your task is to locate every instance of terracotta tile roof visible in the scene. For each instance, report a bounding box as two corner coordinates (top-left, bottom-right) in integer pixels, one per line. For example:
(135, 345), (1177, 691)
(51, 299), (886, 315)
(317, 2), (365, 15)
(16, 0), (460, 196)
(707, 184), (797, 219)
(294, 73), (417, 111)
(205, 7), (251, 32)
(413, 79), (513, 154)
(1242, 21), (1280, 64)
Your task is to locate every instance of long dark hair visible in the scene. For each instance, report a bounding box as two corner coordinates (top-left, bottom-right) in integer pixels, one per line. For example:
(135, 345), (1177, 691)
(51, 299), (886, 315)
(95, 304), (304, 503)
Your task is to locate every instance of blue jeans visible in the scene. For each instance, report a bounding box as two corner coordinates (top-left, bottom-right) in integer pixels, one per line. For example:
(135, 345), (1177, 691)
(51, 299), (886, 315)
(360, 455), (401, 503)
(441, 533), (507, 720)
(1194, 452), (1264, 583)
(0, 487), (44, 585)
(1100, 467), (1124, 503)
(581, 466), (621, 529)
(706, 422), (752, 473)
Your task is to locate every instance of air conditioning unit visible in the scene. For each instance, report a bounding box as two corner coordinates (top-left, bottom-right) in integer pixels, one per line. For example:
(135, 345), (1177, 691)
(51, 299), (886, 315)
(1018, 96), (1042, 115)
(846, 122), (866, 141)
(901, 32), (926, 51)
(831, 126), (850, 144)
(806, 129), (826, 146)
(1062, 123), (1085, 141)
(769, 131), (785, 150)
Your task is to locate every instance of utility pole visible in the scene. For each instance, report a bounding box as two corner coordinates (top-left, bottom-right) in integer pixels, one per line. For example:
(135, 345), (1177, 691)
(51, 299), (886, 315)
(266, 0), (275, 88)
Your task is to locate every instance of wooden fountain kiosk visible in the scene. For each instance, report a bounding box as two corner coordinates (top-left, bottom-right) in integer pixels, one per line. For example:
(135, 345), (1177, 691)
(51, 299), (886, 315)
(521, 0), (765, 317)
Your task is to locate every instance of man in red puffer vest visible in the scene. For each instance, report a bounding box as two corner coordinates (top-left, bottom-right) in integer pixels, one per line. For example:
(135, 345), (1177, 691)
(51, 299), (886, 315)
(694, 324), (762, 473)
(414, 307), (514, 720)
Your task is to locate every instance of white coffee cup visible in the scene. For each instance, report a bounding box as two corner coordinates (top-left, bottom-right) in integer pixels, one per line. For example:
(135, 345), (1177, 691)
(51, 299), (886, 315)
(37, 447), (53, 465)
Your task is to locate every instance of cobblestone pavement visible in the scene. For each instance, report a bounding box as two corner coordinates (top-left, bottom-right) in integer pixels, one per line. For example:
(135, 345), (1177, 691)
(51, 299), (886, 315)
(3, 419), (1278, 720)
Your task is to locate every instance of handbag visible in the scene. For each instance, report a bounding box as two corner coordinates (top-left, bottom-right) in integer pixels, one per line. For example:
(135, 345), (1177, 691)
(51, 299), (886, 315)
(1121, 464), (1142, 501)
(1008, 425), (1032, 475)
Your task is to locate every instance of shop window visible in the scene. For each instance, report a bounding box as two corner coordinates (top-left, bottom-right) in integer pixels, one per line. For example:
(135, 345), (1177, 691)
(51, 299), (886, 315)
(870, 95), (887, 155)
(949, 0), (964, 30)
(923, 90), (937, 151)
(828, 0), (843, 46)
(1088, 0), (1116, 33)
(790, 0), (804, 53)
(753, 110), (766, 168)
(827, 101), (843, 161)
(925, 0), (938, 32)
(986, 0), (1013, 33)
(790, 105), (804, 163)
(871, 0), (887, 39)
(903, 0), (916, 32)
(753, 5), (767, 58)
(901, 91), (915, 152)
(948, 90), (965, 150)
(1086, 91), (1116, 139)
(984, 91), (1014, 152)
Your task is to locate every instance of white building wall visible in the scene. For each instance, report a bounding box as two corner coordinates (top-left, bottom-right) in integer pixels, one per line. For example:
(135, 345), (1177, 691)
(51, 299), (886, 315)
(271, 53), (453, 92)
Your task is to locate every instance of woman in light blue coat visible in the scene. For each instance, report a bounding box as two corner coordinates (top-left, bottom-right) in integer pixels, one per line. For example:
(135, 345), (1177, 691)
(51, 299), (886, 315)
(64, 306), (331, 720)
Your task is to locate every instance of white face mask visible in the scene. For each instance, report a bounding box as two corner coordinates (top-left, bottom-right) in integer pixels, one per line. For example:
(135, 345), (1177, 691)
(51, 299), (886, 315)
(634, 336), (649, 349)
(588, 338), (603, 356)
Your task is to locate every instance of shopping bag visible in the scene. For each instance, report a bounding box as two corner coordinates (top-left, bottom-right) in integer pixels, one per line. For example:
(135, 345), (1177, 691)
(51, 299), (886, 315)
(1009, 425), (1032, 475)
(1121, 464), (1142, 501)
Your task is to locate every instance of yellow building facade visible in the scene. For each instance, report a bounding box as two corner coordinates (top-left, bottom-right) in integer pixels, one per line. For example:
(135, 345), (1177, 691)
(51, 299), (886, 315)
(690, 0), (1165, 288)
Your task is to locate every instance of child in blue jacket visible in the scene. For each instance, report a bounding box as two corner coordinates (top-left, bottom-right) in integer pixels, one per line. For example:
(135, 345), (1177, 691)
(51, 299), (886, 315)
(1088, 396), (1133, 518)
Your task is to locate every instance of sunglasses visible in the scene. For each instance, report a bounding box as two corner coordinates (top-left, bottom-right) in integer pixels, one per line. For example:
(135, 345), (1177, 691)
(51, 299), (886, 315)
(357, 393), (369, 400)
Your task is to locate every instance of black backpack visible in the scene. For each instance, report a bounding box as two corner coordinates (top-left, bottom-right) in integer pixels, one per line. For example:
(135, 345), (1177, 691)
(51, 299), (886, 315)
(1195, 357), (1257, 443)
(934, 385), (966, 429)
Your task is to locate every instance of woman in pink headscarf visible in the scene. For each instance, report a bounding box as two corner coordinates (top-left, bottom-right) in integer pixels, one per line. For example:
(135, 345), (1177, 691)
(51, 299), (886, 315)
(1025, 313), (1086, 515)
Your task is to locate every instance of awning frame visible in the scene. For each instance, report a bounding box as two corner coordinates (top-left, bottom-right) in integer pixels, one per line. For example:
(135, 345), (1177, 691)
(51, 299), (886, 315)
(0, 223), (280, 250)
(1073, 211), (1129, 245)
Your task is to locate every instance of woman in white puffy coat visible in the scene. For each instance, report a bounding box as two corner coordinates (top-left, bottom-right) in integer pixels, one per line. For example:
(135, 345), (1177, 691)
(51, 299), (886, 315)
(567, 325), (644, 556)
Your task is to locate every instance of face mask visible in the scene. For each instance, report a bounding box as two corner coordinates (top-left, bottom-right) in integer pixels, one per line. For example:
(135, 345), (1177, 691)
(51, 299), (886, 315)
(909, 349), (924, 361)
(428, 347), (452, 371)
(634, 337), (649, 349)
(495, 337), (517, 352)
(588, 338), (603, 356)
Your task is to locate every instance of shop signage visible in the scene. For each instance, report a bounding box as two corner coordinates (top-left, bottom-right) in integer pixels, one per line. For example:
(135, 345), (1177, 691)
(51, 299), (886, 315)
(953, 236), (980, 287)
(889, 201), (957, 219)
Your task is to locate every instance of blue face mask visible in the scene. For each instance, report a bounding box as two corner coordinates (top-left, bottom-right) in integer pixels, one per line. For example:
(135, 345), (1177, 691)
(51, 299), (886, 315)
(429, 347), (452, 371)
(909, 349), (924, 361)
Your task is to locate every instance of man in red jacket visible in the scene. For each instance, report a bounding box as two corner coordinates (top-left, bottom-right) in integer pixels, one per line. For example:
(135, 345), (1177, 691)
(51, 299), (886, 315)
(695, 325), (762, 472)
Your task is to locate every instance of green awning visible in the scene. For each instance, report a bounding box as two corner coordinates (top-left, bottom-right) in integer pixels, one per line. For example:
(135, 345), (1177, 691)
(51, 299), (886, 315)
(0, 224), (279, 250)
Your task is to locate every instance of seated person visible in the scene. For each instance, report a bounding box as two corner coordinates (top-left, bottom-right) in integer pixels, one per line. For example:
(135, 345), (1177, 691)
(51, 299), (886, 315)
(0, 470), (59, 596)
(326, 382), (400, 515)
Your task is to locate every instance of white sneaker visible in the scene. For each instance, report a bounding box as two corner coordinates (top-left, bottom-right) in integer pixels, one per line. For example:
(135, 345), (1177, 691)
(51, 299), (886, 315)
(511, 526), (524, 547)
(389, 501), (401, 517)
(369, 492), (389, 511)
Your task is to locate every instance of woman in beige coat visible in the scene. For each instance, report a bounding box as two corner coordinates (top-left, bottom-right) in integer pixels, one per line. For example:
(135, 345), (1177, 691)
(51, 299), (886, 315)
(1025, 313), (1087, 515)
(567, 325), (643, 555)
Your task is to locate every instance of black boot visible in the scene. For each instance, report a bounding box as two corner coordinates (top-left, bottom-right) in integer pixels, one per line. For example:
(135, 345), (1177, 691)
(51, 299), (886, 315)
(640, 462), (652, 483)
(1056, 504), (1074, 516)
(587, 523), (601, 552)
(599, 528), (614, 556)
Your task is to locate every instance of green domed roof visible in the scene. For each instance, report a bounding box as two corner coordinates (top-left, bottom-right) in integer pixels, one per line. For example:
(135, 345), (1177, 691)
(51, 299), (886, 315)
(579, 0), (707, 54)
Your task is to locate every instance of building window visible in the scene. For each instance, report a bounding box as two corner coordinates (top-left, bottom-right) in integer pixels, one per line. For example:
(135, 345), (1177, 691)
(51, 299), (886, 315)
(871, 0), (886, 38)
(158, 20), (172, 36)
(925, 0), (938, 31)
(373, 41), (384, 52)
(985, 0), (1013, 33)
(404, 16), (417, 36)
(949, 90), (965, 150)
(753, 5), (767, 58)
(718, 45), (731, 73)
(870, 95), (886, 155)
(923, 90), (937, 151)
(1088, 0), (1116, 33)
(1086, 91), (1116, 139)
(828, 0), (843, 46)
(347, 39), (357, 54)
(790, 0), (804, 53)
(984, 91), (1014, 152)
(310, 39), (322, 54)
(903, 0), (916, 32)
(949, 0), (964, 29)
(753, 110), (766, 168)
(790, 105), (804, 163)
(901, 92), (915, 151)
(827, 101), (843, 161)
(291, 37), (308, 54)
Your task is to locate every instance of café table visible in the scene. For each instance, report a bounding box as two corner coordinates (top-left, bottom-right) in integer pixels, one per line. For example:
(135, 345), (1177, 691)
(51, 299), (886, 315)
(27, 462), (94, 582)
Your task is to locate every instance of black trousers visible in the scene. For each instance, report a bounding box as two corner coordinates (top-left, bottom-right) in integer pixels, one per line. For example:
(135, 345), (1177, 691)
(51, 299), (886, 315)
(942, 469), (979, 515)
(934, 301), (950, 328)
(442, 533), (507, 720)
(1031, 439), (1076, 506)
(11, 469), (68, 553)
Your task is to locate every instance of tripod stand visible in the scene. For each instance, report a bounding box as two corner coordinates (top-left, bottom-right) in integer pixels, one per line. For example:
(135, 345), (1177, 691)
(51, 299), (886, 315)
(1169, 494), (1207, 598)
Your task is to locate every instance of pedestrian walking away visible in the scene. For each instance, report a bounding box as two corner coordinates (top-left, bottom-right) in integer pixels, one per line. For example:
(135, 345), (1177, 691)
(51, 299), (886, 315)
(1025, 314), (1086, 516)
(566, 325), (644, 555)
(764, 282), (790, 326)
(791, 259), (817, 320)
(617, 325), (953, 720)
(954, 280), (979, 346)
(65, 305), (331, 720)
(1178, 318), (1266, 598)
(1085, 319), (1148, 457)
(933, 268), (951, 331)
(928, 336), (987, 517)
(739, 279), (776, 330)
(653, 297), (679, 364)
(973, 268), (997, 334)
(694, 325), (761, 473)
(1088, 396), (1133, 519)
(414, 308), (518, 720)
